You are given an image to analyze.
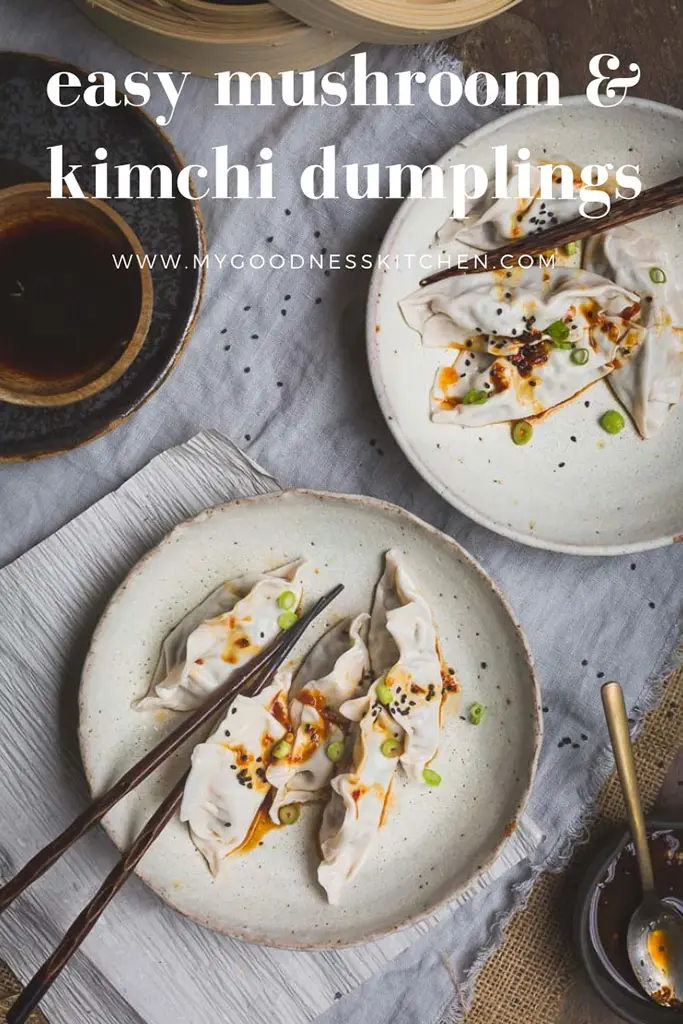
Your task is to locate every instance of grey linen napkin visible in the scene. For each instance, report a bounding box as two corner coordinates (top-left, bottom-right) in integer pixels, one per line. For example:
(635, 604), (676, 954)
(0, 431), (542, 1024)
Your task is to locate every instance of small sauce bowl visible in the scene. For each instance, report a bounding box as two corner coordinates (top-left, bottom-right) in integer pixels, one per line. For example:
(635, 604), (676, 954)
(574, 819), (683, 1022)
(0, 183), (153, 406)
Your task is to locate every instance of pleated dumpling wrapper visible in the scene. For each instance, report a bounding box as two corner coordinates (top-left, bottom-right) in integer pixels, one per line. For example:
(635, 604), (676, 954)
(367, 550), (450, 781)
(318, 551), (454, 905)
(179, 670), (291, 876)
(435, 160), (614, 260)
(136, 560), (305, 713)
(401, 265), (644, 426)
(266, 614), (370, 823)
(316, 676), (405, 906)
(584, 226), (683, 437)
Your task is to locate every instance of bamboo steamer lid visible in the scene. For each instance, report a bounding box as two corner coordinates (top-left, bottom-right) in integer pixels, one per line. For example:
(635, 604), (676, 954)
(268, 0), (521, 44)
(71, 0), (359, 76)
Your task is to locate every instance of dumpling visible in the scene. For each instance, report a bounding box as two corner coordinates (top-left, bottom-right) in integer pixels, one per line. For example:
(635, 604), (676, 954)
(369, 551), (446, 781)
(317, 677), (405, 906)
(401, 265), (643, 426)
(179, 671), (291, 875)
(317, 552), (452, 905)
(136, 560), (305, 712)
(401, 264), (638, 349)
(584, 226), (683, 437)
(436, 160), (612, 254)
(266, 614), (370, 822)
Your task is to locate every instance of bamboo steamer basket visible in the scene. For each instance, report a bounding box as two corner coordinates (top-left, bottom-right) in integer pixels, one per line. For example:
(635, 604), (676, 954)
(268, 0), (522, 44)
(71, 0), (359, 76)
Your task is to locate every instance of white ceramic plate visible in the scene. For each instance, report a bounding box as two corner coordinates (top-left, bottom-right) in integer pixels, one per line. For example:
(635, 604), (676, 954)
(368, 97), (683, 555)
(80, 490), (540, 948)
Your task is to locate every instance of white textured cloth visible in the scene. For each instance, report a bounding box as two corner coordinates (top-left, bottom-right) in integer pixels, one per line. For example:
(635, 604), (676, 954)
(0, 3), (682, 1023)
(0, 430), (542, 1024)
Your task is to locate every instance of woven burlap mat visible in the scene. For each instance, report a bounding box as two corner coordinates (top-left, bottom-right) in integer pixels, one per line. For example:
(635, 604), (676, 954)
(2, 668), (682, 1024)
(466, 664), (683, 1024)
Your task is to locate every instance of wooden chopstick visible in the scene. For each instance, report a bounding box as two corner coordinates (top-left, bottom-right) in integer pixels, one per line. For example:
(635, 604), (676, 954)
(419, 174), (683, 286)
(4, 584), (344, 1024)
(6, 772), (189, 1024)
(0, 583), (343, 916)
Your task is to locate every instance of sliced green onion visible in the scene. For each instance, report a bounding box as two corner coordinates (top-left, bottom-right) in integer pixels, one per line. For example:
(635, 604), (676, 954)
(546, 320), (571, 347)
(271, 739), (292, 760)
(422, 768), (442, 787)
(462, 388), (489, 406)
(564, 241), (578, 256)
(468, 703), (486, 726)
(377, 683), (393, 706)
(277, 611), (299, 631)
(278, 804), (300, 826)
(649, 266), (667, 284)
(277, 590), (297, 611)
(600, 409), (626, 435)
(380, 738), (403, 759)
(570, 347), (590, 366)
(326, 741), (345, 763)
(511, 420), (533, 446)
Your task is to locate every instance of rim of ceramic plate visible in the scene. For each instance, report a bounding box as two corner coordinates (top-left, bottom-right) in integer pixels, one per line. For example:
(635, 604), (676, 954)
(79, 487), (542, 949)
(367, 95), (683, 557)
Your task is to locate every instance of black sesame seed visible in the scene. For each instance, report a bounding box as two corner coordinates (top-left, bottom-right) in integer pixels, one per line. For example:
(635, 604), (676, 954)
(244, 366), (251, 373)
(649, 601), (656, 609)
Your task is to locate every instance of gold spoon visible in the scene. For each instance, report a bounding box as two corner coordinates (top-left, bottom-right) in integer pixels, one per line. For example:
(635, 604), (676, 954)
(601, 681), (683, 1007)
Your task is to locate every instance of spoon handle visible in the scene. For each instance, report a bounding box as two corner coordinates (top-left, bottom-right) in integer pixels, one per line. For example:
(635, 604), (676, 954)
(601, 682), (655, 893)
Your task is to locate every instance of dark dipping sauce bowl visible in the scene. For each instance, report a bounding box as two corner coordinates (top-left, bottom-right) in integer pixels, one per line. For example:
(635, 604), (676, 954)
(0, 183), (153, 406)
(574, 820), (683, 1023)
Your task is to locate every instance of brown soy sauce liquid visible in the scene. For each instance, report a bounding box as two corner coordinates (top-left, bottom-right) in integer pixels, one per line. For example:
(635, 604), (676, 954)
(0, 215), (142, 385)
(592, 829), (683, 999)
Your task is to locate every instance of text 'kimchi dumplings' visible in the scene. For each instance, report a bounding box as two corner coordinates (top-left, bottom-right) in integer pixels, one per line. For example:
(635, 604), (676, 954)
(136, 560), (305, 712)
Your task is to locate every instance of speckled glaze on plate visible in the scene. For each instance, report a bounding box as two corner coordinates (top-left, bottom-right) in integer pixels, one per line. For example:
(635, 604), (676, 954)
(79, 490), (541, 948)
(0, 52), (205, 461)
(368, 97), (683, 555)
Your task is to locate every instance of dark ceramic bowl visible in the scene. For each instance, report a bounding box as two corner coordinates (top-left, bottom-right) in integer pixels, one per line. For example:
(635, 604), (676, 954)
(574, 819), (683, 1024)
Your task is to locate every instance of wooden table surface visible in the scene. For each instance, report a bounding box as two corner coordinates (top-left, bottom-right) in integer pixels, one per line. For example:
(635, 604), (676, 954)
(454, 2), (683, 1019)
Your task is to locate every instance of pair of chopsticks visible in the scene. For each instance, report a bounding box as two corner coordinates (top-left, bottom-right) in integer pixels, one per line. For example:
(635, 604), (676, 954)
(0, 583), (344, 1024)
(419, 174), (683, 286)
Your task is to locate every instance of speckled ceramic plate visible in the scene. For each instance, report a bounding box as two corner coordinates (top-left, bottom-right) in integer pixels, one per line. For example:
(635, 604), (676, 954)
(79, 490), (540, 948)
(0, 52), (204, 461)
(368, 97), (683, 555)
